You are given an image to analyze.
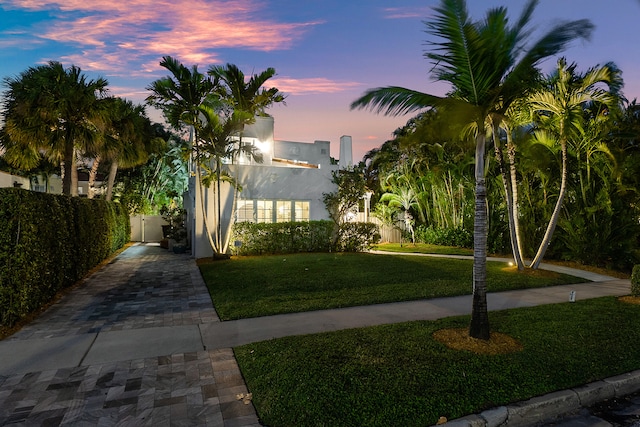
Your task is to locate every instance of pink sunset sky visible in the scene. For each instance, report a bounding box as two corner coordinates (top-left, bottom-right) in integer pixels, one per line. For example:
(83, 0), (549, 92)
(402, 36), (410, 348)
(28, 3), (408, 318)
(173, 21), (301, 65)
(1, 0), (639, 162)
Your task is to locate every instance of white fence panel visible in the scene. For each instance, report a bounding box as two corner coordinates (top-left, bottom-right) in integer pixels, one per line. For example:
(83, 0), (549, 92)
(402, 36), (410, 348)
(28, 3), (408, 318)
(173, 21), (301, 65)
(130, 215), (169, 242)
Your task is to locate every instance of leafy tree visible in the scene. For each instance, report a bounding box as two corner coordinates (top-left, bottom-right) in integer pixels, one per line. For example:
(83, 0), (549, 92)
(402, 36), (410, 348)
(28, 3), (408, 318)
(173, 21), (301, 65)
(323, 168), (368, 247)
(2, 61), (109, 195)
(351, 0), (592, 339)
(115, 125), (189, 214)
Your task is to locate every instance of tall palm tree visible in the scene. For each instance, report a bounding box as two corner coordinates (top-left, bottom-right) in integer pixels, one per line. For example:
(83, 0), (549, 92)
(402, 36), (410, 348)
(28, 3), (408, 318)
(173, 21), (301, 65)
(2, 61), (109, 195)
(351, 0), (592, 339)
(207, 63), (285, 252)
(528, 58), (622, 269)
(146, 56), (220, 252)
(196, 104), (251, 253)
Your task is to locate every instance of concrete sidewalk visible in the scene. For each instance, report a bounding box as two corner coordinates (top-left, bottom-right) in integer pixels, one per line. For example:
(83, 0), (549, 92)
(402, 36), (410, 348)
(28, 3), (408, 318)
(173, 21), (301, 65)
(0, 244), (632, 426)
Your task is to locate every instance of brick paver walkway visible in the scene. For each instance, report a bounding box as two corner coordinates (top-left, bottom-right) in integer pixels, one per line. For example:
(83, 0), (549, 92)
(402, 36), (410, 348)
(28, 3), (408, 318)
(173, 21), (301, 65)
(0, 244), (260, 427)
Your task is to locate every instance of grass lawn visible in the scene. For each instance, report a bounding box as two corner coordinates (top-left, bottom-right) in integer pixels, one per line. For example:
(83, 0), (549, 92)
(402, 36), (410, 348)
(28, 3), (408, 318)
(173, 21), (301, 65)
(199, 252), (583, 320)
(234, 297), (640, 427)
(374, 242), (474, 256)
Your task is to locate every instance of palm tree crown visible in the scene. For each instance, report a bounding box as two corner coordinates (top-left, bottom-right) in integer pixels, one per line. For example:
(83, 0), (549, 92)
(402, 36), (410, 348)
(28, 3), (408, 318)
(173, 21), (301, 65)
(2, 61), (109, 195)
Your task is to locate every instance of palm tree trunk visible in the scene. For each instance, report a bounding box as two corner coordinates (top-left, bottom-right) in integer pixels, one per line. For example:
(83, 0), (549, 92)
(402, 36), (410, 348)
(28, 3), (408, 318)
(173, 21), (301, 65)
(105, 160), (118, 201)
(222, 178), (239, 254)
(493, 123), (525, 270)
(507, 134), (524, 264)
(62, 141), (76, 196)
(88, 154), (101, 199)
(193, 135), (219, 254)
(216, 157), (223, 252)
(469, 132), (490, 340)
(530, 141), (568, 269)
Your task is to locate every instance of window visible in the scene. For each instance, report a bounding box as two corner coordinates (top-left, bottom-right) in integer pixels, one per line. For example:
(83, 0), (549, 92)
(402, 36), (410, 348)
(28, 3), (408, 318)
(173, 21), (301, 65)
(276, 201), (291, 223)
(236, 200), (254, 223)
(237, 199), (310, 223)
(256, 200), (273, 223)
(295, 201), (310, 221)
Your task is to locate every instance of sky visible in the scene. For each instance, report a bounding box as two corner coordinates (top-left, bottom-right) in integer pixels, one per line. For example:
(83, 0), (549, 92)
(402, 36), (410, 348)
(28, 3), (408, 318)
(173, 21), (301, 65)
(1, 0), (639, 162)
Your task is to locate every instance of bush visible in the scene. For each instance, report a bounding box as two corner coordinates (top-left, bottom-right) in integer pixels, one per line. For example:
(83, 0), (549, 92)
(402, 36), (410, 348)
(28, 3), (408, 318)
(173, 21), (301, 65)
(232, 221), (334, 255)
(336, 222), (381, 252)
(415, 225), (473, 248)
(231, 220), (380, 255)
(0, 188), (130, 328)
(632, 265), (640, 297)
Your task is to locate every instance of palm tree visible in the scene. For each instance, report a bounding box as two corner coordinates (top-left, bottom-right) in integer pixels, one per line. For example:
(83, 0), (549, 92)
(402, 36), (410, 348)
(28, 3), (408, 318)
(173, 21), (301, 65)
(207, 63), (285, 252)
(527, 58), (623, 269)
(196, 104), (251, 253)
(351, 0), (592, 339)
(2, 61), (109, 195)
(100, 98), (157, 201)
(379, 173), (418, 244)
(146, 56), (219, 252)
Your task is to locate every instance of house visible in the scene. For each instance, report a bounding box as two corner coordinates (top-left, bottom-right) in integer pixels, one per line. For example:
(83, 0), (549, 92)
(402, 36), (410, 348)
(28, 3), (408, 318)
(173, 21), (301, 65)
(186, 116), (353, 258)
(0, 171), (30, 190)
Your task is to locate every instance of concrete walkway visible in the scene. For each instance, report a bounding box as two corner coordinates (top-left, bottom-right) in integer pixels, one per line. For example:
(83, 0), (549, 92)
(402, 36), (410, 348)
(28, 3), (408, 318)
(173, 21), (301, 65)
(0, 244), (632, 426)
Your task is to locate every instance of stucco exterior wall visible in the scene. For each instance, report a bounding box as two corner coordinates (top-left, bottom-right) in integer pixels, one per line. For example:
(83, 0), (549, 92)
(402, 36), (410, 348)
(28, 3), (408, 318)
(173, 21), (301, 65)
(0, 171), (29, 189)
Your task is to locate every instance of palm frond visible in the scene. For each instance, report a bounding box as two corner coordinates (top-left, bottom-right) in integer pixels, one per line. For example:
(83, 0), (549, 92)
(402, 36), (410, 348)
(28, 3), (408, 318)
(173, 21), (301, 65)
(350, 86), (444, 116)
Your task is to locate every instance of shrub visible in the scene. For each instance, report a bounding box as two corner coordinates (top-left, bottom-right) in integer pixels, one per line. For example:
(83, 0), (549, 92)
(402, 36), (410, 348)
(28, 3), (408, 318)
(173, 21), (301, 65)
(632, 265), (640, 297)
(415, 225), (473, 248)
(232, 221), (334, 255)
(0, 188), (130, 328)
(336, 222), (381, 252)
(231, 220), (380, 255)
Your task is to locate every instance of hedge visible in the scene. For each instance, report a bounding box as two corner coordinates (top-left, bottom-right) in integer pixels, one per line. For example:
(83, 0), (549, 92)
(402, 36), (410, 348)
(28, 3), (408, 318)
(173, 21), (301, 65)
(0, 188), (130, 328)
(231, 220), (380, 256)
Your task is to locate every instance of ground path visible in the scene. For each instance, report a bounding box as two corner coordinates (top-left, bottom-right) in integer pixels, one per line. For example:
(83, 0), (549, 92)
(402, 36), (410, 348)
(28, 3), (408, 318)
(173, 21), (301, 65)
(0, 244), (632, 426)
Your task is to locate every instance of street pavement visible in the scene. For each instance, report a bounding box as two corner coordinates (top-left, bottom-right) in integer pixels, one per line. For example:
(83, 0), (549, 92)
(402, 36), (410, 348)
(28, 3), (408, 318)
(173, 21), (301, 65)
(0, 244), (635, 426)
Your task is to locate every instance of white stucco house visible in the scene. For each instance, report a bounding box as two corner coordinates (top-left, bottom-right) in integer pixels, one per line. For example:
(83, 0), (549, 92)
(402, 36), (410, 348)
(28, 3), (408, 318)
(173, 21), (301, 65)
(186, 116), (353, 258)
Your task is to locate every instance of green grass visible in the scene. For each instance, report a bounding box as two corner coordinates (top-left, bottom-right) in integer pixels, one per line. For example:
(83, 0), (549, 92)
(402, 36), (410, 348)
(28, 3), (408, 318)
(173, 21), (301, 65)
(234, 297), (640, 427)
(373, 242), (474, 256)
(199, 252), (583, 320)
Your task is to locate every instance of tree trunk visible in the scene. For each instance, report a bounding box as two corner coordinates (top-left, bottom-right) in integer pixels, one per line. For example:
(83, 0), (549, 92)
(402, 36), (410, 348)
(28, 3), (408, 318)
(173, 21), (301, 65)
(62, 142), (76, 196)
(193, 133), (218, 255)
(469, 132), (490, 340)
(222, 177), (239, 254)
(493, 123), (524, 270)
(507, 134), (524, 265)
(216, 157), (222, 252)
(88, 154), (101, 199)
(530, 141), (568, 269)
(105, 160), (118, 201)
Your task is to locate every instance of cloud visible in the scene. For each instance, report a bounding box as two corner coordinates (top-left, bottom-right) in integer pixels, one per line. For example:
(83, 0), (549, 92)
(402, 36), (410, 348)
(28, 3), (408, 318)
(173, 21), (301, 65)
(3, 0), (320, 76)
(270, 77), (361, 95)
(382, 7), (432, 19)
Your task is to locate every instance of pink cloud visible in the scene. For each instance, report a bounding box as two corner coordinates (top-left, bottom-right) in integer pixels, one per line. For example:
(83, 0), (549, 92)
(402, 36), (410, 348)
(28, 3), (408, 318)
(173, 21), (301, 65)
(270, 77), (361, 95)
(4, 0), (320, 75)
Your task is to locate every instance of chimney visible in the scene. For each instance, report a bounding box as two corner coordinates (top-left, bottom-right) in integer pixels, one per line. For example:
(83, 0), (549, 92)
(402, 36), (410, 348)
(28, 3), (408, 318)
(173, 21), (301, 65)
(339, 135), (353, 169)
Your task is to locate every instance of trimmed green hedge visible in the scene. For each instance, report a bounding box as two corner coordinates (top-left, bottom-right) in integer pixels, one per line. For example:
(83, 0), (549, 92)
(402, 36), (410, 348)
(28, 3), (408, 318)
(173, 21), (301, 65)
(0, 188), (130, 328)
(232, 221), (334, 255)
(231, 220), (380, 256)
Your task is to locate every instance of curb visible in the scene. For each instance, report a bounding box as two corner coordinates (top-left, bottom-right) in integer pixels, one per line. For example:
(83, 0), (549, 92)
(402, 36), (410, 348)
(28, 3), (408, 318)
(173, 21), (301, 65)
(437, 369), (640, 426)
